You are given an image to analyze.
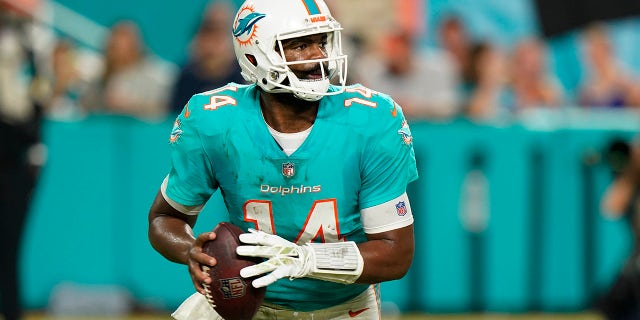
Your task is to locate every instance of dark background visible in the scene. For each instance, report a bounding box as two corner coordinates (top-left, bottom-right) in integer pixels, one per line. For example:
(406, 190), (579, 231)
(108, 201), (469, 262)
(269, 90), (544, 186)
(534, 0), (640, 37)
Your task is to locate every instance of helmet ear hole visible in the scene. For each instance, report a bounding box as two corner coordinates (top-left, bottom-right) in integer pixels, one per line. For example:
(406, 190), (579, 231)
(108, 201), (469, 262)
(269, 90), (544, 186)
(245, 54), (258, 66)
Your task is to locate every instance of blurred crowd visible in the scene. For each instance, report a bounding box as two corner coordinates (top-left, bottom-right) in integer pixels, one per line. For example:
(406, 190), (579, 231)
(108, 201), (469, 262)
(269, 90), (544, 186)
(3, 0), (640, 125)
(0, 0), (244, 124)
(341, 3), (640, 122)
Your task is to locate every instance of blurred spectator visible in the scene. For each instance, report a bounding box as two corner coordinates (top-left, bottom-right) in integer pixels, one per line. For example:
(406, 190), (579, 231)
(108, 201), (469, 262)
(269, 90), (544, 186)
(353, 28), (461, 120)
(168, 0), (244, 115)
(0, 2), (48, 320)
(327, 0), (425, 85)
(577, 23), (640, 108)
(81, 20), (172, 120)
(462, 41), (509, 120)
(325, 0), (395, 55)
(43, 39), (88, 120)
(597, 137), (640, 319)
(325, 0), (394, 84)
(506, 38), (565, 111)
(437, 14), (471, 86)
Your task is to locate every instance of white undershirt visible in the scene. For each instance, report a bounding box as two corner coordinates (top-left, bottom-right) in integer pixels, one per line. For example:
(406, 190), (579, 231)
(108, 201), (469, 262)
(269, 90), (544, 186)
(267, 124), (313, 156)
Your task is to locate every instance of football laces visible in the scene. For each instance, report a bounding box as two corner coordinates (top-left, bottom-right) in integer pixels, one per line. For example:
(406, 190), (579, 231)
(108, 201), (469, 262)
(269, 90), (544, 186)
(201, 265), (217, 308)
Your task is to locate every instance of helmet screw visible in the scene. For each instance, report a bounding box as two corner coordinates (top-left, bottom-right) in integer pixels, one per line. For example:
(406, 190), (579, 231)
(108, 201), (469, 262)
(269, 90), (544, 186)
(269, 72), (279, 81)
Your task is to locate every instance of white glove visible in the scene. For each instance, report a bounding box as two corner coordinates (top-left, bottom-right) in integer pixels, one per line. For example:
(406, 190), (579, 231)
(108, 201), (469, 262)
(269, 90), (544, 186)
(236, 229), (364, 288)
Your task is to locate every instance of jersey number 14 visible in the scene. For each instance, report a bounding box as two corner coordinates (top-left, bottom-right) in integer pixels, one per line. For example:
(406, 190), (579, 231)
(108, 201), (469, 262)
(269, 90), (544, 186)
(243, 199), (346, 244)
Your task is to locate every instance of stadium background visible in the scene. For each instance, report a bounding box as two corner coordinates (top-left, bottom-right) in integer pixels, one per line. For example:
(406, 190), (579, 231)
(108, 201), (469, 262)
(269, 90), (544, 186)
(11, 0), (640, 317)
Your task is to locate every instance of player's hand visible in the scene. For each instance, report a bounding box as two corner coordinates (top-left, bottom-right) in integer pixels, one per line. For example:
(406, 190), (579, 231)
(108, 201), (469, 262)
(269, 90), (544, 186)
(188, 231), (217, 295)
(236, 229), (313, 288)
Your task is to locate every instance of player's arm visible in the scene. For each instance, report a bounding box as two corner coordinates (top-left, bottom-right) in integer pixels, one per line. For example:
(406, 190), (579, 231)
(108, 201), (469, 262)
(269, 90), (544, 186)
(150, 95), (221, 293)
(148, 189), (198, 263)
(356, 224), (414, 283)
(354, 96), (417, 283)
(148, 189), (216, 295)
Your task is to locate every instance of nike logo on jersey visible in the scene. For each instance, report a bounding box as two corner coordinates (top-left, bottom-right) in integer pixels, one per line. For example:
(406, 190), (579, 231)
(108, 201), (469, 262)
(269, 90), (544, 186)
(184, 104), (191, 118)
(391, 102), (398, 117)
(348, 308), (369, 317)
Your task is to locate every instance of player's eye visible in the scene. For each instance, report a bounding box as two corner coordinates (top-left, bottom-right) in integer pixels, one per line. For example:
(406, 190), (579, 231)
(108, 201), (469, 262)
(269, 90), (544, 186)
(281, 40), (304, 51)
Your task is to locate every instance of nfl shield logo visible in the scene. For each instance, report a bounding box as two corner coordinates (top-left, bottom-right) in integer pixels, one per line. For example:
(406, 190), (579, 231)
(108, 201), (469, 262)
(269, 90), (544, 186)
(282, 162), (295, 178)
(219, 277), (246, 299)
(395, 201), (407, 216)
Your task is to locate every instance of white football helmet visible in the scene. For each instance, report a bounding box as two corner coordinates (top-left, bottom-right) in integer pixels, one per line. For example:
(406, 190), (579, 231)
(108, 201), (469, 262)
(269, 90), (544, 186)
(231, 0), (348, 101)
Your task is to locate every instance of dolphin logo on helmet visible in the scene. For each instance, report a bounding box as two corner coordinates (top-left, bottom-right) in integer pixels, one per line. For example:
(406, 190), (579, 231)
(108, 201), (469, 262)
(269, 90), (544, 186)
(232, 12), (266, 38)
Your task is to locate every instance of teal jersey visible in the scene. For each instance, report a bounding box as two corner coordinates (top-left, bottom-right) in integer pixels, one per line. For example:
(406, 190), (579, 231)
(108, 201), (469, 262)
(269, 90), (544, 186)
(165, 83), (418, 311)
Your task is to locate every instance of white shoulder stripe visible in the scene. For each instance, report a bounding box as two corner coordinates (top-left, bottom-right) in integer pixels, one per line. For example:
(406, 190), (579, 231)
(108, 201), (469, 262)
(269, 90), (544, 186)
(361, 192), (414, 234)
(161, 176), (204, 215)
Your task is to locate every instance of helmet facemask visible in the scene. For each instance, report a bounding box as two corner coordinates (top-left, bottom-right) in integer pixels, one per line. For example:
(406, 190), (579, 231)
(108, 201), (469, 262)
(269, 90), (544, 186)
(270, 29), (348, 101)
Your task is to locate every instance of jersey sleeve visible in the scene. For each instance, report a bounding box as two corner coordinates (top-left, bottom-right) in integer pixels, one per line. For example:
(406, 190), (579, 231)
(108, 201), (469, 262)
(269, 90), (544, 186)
(163, 98), (218, 208)
(359, 98), (419, 209)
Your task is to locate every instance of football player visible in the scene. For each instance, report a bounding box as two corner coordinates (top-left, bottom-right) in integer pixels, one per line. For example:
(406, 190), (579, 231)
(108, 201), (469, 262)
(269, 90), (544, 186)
(148, 0), (419, 318)
(597, 138), (640, 319)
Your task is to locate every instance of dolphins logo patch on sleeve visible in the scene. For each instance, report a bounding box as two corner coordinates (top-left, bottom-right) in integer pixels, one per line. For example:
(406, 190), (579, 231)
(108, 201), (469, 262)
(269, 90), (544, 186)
(397, 119), (413, 145)
(169, 120), (183, 144)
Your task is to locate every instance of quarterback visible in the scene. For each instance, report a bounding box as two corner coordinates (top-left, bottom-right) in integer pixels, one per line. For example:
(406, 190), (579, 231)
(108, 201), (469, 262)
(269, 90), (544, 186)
(147, 0), (419, 319)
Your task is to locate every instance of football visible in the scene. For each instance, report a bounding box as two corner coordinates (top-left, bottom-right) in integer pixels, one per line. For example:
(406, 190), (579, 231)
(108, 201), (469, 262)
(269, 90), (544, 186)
(201, 222), (266, 320)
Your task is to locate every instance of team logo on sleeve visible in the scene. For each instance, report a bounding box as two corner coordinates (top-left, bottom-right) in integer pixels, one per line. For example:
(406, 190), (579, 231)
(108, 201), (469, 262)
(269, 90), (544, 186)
(282, 162), (295, 178)
(397, 119), (413, 145)
(169, 120), (183, 144)
(395, 201), (408, 216)
(233, 6), (266, 46)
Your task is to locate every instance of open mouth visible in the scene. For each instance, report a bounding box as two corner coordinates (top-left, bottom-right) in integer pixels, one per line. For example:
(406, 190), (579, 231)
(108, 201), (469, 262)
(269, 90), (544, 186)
(300, 64), (327, 80)
(303, 74), (326, 81)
